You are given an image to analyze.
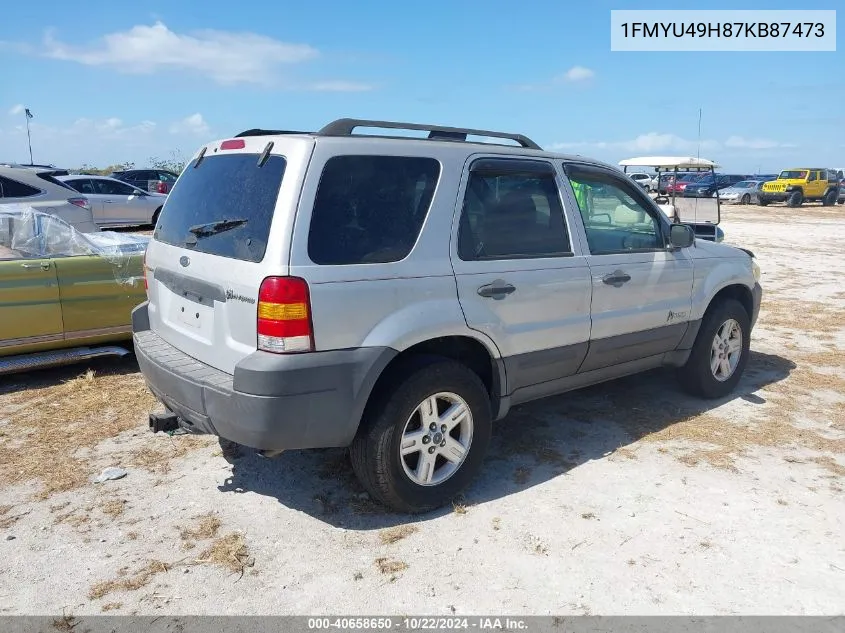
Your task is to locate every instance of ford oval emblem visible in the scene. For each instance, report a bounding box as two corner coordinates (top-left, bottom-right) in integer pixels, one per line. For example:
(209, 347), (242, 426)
(179, 256), (190, 267)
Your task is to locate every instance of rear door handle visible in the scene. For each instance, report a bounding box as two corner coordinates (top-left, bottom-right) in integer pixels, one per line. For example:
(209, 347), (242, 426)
(477, 280), (516, 298)
(22, 261), (51, 270)
(602, 271), (631, 287)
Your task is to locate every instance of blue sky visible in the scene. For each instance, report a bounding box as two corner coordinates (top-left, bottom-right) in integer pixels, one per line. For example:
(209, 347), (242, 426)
(1, 0), (842, 171)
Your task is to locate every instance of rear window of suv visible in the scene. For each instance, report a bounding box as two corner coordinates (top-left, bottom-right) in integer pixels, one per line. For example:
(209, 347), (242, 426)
(308, 155), (441, 265)
(154, 153), (286, 263)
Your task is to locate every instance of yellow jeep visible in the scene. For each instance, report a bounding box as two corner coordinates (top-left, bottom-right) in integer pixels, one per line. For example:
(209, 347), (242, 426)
(759, 168), (841, 207)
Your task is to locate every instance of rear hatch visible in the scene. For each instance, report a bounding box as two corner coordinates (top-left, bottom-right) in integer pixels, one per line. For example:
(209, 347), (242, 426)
(144, 136), (314, 374)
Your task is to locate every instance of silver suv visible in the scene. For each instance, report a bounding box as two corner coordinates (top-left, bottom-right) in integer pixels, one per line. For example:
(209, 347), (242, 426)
(133, 118), (763, 513)
(0, 165), (97, 232)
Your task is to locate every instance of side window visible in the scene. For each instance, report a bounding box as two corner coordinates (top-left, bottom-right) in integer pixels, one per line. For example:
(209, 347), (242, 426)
(69, 179), (97, 195)
(307, 155), (440, 265)
(566, 166), (663, 255)
(457, 161), (570, 261)
(0, 176), (41, 199)
(94, 179), (136, 195)
(808, 171), (817, 182)
(157, 171), (178, 183)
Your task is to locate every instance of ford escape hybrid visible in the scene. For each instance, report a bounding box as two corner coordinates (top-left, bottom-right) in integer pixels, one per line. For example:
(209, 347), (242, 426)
(133, 118), (763, 513)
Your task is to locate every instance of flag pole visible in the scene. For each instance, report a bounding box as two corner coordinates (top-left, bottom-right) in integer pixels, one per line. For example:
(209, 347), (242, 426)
(24, 108), (34, 164)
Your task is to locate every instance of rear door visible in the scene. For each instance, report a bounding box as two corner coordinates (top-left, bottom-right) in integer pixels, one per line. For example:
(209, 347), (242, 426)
(145, 137), (314, 374)
(92, 179), (145, 224)
(63, 178), (106, 221)
(563, 162), (693, 372)
(450, 156), (592, 396)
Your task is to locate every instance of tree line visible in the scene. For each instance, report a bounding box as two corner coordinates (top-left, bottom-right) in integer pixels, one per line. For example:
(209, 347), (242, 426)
(72, 151), (187, 176)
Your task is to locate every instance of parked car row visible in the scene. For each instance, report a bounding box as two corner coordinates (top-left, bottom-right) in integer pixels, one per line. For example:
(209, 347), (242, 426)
(0, 164), (171, 231)
(639, 167), (844, 207)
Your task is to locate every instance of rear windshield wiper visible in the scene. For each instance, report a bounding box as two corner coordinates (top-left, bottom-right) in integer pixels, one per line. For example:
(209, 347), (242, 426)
(187, 218), (248, 239)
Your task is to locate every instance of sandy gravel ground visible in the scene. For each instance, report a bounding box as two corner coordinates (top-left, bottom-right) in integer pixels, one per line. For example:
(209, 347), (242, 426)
(0, 204), (843, 616)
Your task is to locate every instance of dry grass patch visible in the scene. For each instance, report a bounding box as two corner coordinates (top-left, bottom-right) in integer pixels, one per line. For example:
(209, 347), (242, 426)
(379, 524), (418, 545)
(758, 298), (845, 333)
(197, 532), (253, 577)
(101, 603), (122, 612)
(128, 435), (211, 475)
(374, 557), (408, 575)
(100, 499), (126, 519)
(0, 367), (157, 499)
(0, 504), (26, 529)
(814, 456), (845, 477)
(88, 560), (169, 600)
(179, 512), (222, 550)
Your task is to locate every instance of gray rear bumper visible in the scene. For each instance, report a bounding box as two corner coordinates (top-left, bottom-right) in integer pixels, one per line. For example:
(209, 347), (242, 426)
(131, 302), (395, 451)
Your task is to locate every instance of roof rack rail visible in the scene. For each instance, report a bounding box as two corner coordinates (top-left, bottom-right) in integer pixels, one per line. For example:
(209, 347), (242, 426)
(317, 118), (542, 150)
(235, 129), (311, 138)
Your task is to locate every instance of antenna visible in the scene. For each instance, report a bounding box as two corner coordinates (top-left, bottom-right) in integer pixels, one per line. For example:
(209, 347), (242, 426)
(696, 107), (702, 161)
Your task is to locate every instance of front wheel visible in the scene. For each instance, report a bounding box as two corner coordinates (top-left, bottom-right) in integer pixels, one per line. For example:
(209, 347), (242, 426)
(350, 359), (492, 513)
(678, 299), (751, 399)
(786, 190), (803, 207)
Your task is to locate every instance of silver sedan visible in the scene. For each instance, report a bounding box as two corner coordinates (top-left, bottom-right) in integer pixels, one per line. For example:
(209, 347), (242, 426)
(58, 175), (167, 228)
(716, 180), (772, 205)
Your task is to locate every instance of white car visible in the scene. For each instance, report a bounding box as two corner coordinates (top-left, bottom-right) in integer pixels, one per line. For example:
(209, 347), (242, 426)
(628, 172), (656, 191)
(0, 165), (97, 232)
(58, 175), (167, 228)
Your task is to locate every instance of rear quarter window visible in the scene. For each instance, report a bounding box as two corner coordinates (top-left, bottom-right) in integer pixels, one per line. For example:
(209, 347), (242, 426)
(307, 155), (441, 265)
(0, 176), (42, 198)
(153, 153), (286, 263)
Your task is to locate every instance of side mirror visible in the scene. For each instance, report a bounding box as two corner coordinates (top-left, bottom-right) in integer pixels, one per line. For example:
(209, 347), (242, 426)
(669, 223), (695, 248)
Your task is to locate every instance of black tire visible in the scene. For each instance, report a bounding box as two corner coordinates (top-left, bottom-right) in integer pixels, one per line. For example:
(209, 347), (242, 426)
(350, 358), (492, 513)
(740, 194), (751, 205)
(151, 207), (162, 227)
(786, 190), (803, 207)
(677, 298), (751, 399)
(822, 190), (837, 206)
(758, 199), (769, 206)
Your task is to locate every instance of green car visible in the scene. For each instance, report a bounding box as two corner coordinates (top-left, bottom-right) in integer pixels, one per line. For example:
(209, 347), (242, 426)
(0, 205), (148, 374)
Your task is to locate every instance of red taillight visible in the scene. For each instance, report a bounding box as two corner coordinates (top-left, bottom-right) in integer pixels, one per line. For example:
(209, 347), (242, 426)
(256, 276), (313, 354)
(220, 139), (246, 150)
(68, 197), (89, 210)
(156, 181), (168, 194)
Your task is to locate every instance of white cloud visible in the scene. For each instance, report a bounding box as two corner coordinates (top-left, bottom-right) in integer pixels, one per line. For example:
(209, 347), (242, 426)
(169, 113), (210, 136)
(560, 66), (595, 82)
(510, 66), (596, 91)
(8, 104), (24, 116)
(549, 132), (719, 155)
(42, 21), (319, 85)
(724, 136), (796, 150)
(0, 114), (206, 167)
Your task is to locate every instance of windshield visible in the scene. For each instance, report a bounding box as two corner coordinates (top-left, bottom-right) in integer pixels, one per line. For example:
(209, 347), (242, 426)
(779, 170), (808, 179)
(733, 181), (754, 188)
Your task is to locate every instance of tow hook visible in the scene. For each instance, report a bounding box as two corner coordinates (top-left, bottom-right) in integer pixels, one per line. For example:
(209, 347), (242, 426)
(149, 410), (180, 433)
